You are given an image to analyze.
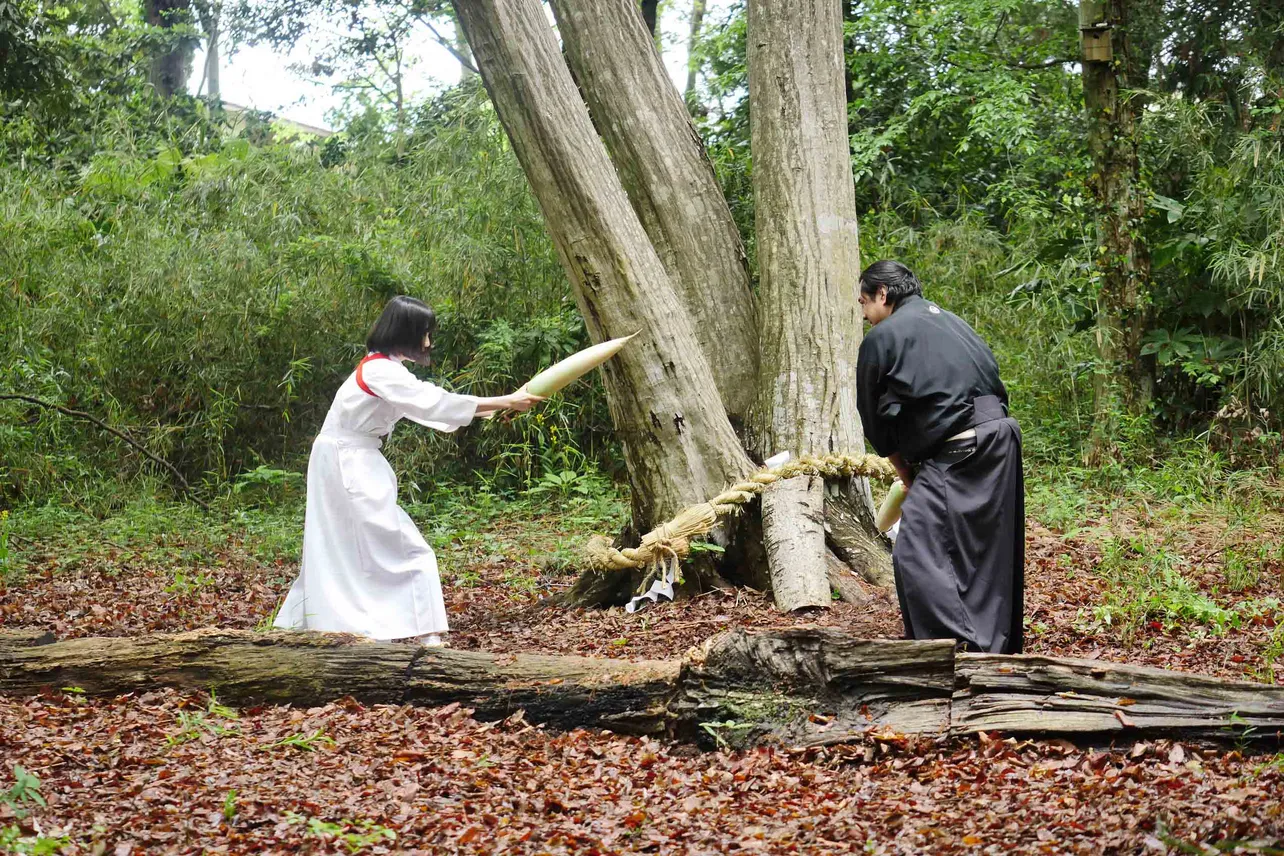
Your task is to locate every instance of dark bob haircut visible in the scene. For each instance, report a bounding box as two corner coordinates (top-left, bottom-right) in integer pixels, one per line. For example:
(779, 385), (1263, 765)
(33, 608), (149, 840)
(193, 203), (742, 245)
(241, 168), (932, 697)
(366, 296), (437, 362)
(859, 260), (923, 307)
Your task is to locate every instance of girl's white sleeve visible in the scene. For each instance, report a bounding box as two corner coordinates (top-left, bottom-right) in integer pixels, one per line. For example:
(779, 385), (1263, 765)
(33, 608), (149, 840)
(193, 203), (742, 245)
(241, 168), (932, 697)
(362, 361), (479, 432)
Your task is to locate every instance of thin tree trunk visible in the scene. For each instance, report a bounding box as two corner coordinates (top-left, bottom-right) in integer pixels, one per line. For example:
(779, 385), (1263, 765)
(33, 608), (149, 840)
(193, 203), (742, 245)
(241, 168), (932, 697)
(453, 0), (755, 532)
(548, 0), (759, 423)
(842, 0), (856, 136)
(684, 0), (707, 104)
(1081, 0), (1152, 464)
(747, 0), (879, 610)
(197, 1), (220, 98)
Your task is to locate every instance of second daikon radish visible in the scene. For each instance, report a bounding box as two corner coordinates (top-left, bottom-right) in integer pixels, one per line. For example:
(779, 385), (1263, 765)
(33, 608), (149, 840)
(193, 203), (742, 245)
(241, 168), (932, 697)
(523, 332), (638, 397)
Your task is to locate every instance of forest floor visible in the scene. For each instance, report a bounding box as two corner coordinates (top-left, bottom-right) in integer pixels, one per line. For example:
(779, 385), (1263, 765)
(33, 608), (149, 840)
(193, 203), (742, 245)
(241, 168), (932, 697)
(2, 482), (1283, 854)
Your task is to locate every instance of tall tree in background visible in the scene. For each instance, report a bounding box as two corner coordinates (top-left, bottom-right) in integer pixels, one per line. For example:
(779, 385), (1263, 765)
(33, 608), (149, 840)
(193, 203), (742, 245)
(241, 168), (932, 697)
(195, 0), (221, 97)
(454, 0), (888, 608)
(1080, 0), (1152, 463)
(684, 0), (705, 105)
(145, 0), (197, 96)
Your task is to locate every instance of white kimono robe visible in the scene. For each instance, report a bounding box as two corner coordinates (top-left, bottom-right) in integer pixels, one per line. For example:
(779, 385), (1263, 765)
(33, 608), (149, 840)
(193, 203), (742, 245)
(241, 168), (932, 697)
(274, 356), (479, 640)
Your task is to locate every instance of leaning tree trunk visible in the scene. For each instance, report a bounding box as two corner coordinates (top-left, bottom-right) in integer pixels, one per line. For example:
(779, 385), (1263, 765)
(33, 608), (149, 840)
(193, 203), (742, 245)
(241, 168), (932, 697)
(548, 0), (759, 425)
(453, 0), (755, 534)
(747, 0), (886, 610)
(1081, 0), (1152, 465)
(7, 627), (1284, 748)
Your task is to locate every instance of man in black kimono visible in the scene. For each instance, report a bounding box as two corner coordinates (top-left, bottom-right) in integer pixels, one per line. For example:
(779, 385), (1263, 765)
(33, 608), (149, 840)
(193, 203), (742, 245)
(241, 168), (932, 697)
(856, 260), (1024, 654)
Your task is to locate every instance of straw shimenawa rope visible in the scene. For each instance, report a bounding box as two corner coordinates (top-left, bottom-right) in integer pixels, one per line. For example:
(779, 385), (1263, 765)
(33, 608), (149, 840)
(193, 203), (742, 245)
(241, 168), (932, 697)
(584, 453), (898, 591)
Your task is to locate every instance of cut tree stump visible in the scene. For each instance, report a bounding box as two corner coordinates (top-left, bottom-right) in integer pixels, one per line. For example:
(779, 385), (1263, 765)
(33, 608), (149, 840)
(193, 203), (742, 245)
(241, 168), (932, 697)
(2, 627), (1281, 748)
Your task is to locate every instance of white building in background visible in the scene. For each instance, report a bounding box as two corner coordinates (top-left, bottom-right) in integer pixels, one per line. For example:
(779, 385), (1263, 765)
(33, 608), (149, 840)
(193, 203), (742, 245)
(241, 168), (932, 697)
(219, 101), (334, 139)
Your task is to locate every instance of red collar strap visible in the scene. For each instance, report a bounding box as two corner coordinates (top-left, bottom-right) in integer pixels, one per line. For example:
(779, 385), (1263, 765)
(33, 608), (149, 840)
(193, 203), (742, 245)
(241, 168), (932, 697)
(355, 353), (391, 397)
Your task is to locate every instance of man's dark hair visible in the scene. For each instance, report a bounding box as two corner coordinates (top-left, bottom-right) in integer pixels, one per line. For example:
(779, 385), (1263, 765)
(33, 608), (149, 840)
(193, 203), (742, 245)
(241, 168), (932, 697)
(859, 260), (923, 307)
(366, 295), (437, 362)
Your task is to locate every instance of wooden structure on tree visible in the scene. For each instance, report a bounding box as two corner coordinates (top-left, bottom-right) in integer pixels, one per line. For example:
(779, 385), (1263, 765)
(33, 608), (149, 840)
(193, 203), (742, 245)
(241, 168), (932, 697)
(3, 627), (1281, 748)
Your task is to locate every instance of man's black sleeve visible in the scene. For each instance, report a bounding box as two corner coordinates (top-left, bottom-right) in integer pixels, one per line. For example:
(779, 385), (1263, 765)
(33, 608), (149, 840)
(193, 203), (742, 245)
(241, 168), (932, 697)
(857, 333), (897, 457)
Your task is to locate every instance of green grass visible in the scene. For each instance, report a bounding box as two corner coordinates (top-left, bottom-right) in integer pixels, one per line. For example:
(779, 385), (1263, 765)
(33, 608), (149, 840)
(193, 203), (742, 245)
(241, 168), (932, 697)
(3, 464), (627, 603)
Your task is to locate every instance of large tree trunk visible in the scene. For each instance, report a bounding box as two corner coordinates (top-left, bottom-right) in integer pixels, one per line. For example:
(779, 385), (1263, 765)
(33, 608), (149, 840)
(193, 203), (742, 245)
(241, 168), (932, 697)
(1081, 0), (1152, 465)
(145, 0), (197, 98)
(747, 0), (883, 611)
(453, 0), (754, 532)
(6, 628), (1284, 747)
(548, 0), (759, 424)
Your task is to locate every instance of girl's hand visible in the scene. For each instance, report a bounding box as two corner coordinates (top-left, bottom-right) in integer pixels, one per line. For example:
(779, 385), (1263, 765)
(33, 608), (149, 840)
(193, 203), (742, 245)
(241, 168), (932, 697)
(503, 390), (545, 413)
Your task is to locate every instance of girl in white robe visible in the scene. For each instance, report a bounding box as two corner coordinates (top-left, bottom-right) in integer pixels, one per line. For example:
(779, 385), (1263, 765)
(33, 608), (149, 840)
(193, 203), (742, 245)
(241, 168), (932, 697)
(274, 296), (540, 646)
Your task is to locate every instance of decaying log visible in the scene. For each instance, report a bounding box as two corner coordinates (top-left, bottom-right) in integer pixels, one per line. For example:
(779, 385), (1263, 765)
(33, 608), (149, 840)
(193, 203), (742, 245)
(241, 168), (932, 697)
(954, 653), (1284, 738)
(1, 627), (56, 648)
(0, 627), (948, 749)
(2, 628), (1282, 748)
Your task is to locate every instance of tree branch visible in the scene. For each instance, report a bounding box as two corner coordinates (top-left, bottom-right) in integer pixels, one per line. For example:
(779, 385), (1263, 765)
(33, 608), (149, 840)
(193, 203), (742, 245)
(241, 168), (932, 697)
(0, 394), (208, 509)
(423, 17), (479, 74)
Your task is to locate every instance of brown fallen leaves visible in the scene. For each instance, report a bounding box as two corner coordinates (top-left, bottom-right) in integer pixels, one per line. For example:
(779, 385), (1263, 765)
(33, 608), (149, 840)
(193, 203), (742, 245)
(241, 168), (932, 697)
(4, 510), (1284, 853)
(4, 520), (1280, 682)
(2, 689), (1282, 855)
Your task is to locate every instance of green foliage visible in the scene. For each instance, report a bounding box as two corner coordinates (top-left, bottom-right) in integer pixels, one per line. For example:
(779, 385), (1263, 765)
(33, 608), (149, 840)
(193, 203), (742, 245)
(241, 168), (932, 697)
(1, 82), (609, 507)
(0, 510), (13, 581)
(0, 827), (69, 856)
(2, 766), (45, 818)
(283, 812), (396, 853)
(692, 0), (1284, 458)
(1078, 535), (1284, 639)
(267, 729), (336, 751)
(167, 694), (242, 746)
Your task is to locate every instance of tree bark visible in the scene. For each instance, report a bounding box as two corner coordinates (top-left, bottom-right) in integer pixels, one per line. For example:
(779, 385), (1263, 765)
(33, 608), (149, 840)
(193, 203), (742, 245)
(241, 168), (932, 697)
(747, 0), (879, 609)
(548, 0), (759, 424)
(1081, 0), (1152, 465)
(5, 628), (1282, 746)
(954, 653), (1284, 738)
(145, 0), (197, 98)
(760, 475), (832, 611)
(453, 0), (755, 531)
(824, 479), (894, 588)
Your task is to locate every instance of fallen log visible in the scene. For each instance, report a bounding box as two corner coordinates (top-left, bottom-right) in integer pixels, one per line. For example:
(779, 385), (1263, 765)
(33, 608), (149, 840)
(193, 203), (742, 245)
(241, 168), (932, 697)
(2, 627), (1281, 747)
(954, 653), (1284, 739)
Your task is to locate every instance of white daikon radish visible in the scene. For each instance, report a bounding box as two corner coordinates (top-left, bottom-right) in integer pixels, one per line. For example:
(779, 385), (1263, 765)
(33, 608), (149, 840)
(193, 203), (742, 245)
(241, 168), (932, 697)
(875, 480), (907, 532)
(523, 332), (638, 397)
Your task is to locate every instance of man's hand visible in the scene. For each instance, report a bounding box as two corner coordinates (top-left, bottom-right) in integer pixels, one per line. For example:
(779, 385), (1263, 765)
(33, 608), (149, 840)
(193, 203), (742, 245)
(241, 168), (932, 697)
(889, 452), (914, 491)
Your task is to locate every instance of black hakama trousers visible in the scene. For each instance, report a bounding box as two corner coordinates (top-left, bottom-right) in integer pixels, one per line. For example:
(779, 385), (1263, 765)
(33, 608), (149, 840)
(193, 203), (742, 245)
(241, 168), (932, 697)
(893, 396), (1025, 654)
